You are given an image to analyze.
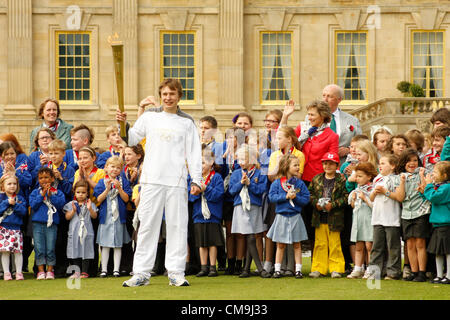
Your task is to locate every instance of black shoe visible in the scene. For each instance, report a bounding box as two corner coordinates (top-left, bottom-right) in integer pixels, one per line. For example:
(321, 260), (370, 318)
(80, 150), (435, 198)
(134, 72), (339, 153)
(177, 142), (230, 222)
(113, 271), (120, 277)
(440, 277), (450, 284)
(260, 270), (271, 278)
(430, 277), (442, 284)
(99, 271), (107, 278)
(283, 270), (294, 277)
(403, 273), (416, 281)
(196, 270), (208, 277)
(272, 271), (282, 279)
(239, 270), (250, 278)
(413, 271), (427, 282)
(208, 270), (218, 277)
(295, 271), (304, 279)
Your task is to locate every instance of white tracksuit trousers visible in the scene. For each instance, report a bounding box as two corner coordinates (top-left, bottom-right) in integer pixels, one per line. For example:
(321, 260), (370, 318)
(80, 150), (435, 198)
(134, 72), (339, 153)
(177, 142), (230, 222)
(132, 183), (188, 279)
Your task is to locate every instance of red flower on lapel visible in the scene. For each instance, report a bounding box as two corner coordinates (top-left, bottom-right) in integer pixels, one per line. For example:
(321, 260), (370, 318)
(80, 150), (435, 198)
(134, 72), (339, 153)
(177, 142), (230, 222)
(348, 125), (354, 132)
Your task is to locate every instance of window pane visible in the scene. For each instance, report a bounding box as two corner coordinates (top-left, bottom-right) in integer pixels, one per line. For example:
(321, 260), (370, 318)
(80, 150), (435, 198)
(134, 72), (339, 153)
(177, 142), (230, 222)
(261, 32), (292, 102)
(83, 91), (90, 100)
(59, 91), (66, 100)
(75, 68), (82, 78)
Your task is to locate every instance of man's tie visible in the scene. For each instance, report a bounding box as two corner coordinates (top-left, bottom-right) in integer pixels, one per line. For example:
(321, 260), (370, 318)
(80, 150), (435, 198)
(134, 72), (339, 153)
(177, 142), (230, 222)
(330, 114), (337, 133)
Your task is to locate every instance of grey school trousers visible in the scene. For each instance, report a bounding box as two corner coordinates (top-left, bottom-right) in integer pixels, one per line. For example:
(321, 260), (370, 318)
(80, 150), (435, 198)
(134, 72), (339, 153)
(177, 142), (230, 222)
(369, 225), (402, 278)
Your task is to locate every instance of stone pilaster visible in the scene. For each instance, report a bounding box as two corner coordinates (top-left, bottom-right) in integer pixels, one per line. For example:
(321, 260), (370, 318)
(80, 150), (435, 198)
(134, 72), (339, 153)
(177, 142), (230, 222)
(5, 0), (35, 118)
(217, 0), (245, 112)
(112, 0), (138, 107)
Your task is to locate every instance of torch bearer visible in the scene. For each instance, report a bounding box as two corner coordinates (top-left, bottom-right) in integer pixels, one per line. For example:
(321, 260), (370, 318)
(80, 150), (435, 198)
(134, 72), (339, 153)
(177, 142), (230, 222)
(109, 33), (127, 138)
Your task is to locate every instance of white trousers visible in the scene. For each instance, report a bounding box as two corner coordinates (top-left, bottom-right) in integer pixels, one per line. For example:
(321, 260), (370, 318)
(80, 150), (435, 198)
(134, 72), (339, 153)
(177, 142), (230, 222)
(132, 183), (188, 279)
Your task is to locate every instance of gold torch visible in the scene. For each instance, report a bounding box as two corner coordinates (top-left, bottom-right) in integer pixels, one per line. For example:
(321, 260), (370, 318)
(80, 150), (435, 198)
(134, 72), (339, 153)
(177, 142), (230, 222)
(109, 33), (126, 138)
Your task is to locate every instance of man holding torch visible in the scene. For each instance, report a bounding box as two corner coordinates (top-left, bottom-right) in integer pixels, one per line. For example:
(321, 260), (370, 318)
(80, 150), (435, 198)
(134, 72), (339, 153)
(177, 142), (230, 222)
(117, 79), (202, 287)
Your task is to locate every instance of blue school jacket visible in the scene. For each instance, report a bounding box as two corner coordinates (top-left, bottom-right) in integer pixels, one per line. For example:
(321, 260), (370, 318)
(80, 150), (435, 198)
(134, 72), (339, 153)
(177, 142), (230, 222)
(188, 173), (224, 224)
(0, 193), (27, 230)
(64, 149), (100, 171)
(93, 174), (132, 224)
(29, 188), (66, 225)
(96, 148), (122, 169)
(228, 167), (267, 207)
(423, 183), (450, 227)
(268, 178), (310, 217)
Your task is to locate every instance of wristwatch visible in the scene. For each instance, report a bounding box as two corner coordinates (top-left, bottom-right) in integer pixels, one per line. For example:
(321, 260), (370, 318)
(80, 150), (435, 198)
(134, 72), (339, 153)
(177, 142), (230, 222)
(385, 191), (391, 197)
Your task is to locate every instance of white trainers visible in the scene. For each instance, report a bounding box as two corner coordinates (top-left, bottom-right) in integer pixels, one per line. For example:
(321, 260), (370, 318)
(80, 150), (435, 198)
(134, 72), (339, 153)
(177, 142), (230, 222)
(122, 274), (150, 287)
(168, 276), (190, 287)
(362, 269), (372, 279)
(330, 271), (342, 278)
(347, 269), (364, 279)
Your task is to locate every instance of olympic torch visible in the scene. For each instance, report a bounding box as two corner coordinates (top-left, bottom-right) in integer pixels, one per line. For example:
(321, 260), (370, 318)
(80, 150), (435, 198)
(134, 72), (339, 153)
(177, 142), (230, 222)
(109, 33), (126, 138)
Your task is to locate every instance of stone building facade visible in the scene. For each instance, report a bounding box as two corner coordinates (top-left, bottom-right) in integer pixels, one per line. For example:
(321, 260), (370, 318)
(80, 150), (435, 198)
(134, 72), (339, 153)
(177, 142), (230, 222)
(0, 0), (448, 151)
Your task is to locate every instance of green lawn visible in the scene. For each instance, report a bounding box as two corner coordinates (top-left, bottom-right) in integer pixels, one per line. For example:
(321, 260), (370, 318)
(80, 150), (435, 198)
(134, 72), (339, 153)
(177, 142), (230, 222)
(2, 257), (449, 300)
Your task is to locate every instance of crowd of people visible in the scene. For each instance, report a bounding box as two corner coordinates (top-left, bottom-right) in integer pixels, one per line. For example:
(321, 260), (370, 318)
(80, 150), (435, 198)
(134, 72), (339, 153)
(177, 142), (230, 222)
(0, 79), (449, 288)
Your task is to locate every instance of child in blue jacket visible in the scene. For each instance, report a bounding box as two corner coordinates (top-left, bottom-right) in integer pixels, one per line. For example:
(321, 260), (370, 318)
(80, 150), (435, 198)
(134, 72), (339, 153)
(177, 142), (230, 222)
(0, 175), (27, 280)
(93, 156), (132, 278)
(29, 167), (66, 280)
(188, 148), (225, 277)
(267, 154), (310, 279)
(229, 145), (270, 278)
(422, 161), (450, 284)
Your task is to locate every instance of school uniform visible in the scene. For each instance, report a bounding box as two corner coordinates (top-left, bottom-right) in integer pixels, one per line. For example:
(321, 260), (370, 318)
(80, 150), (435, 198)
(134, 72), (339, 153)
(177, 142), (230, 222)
(93, 175), (132, 248)
(401, 171), (432, 240)
(63, 201), (97, 260)
(267, 177), (309, 244)
(188, 172), (225, 248)
(29, 187), (65, 266)
(424, 183), (450, 256)
(348, 184), (374, 242)
(228, 166), (267, 235)
(367, 174), (402, 279)
(0, 193), (27, 253)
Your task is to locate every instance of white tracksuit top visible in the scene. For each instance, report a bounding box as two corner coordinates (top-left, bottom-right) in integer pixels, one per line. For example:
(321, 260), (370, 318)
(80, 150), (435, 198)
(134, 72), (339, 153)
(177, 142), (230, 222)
(128, 110), (202, 189)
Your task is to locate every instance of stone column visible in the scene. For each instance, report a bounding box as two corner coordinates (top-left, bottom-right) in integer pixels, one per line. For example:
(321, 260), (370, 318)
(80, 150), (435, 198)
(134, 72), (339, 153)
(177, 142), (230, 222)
(112, 0), (138, 106)
(5, 0), (35, 118)
(217, 0), (244, 111)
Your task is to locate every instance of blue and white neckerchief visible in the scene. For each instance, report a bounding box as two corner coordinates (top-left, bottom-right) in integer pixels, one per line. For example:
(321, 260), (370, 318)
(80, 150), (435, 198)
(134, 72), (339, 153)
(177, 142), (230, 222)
(74, 201), (89, 245)
(41, 187), (58, 227)
(239, 166), (256, 212)
(349, 183), (373, 210)
(281, 177), (300, 207)
(105, 175), (122, 222)
(0, 193), (16, 224)
(200, 171), (215, 220)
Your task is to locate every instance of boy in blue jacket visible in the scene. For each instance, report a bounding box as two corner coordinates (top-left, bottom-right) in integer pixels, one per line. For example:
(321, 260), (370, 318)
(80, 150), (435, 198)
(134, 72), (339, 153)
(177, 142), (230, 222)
(29, 167), (66, 280)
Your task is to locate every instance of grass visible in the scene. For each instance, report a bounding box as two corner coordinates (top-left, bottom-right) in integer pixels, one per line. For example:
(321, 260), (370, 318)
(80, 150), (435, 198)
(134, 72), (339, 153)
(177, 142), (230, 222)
(2, 256), (449, 300)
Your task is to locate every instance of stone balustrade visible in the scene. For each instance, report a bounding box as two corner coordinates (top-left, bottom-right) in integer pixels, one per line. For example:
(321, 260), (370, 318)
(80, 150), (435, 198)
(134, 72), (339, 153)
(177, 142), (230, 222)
(350, 97), (450, 136)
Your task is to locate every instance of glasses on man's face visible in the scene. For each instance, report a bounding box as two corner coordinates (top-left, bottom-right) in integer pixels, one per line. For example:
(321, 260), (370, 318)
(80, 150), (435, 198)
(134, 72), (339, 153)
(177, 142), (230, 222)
(263, 120), (279, 124)
(38, 136), (52, 141)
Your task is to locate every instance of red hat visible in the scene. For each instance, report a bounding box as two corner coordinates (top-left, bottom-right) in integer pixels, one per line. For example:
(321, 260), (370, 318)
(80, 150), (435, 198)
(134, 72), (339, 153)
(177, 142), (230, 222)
(321, 152), (339, 164)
